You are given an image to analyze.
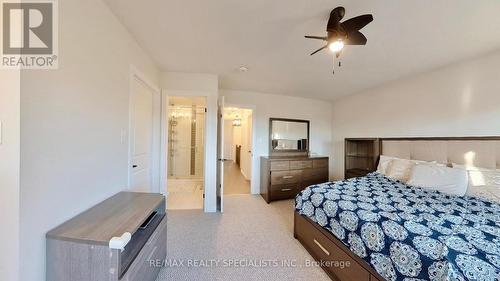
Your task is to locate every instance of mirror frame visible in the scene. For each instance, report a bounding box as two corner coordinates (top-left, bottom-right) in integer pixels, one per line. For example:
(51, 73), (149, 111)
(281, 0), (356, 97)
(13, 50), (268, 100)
(269, 118), (310, 156)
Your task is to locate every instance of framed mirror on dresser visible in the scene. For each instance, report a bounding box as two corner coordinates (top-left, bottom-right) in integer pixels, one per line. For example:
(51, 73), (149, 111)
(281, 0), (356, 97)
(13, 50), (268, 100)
(269, 118), (310, 156)
(261, 118), (329, 203)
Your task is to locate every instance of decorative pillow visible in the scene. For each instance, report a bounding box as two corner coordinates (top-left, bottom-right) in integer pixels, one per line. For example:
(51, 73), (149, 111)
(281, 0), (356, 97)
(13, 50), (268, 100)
(386, 158), (415, 183)
(452, 163), (500, 187)
(407, 164), (468, 196)
(377, 155), (444, 176)
(377, 155), (396, 175)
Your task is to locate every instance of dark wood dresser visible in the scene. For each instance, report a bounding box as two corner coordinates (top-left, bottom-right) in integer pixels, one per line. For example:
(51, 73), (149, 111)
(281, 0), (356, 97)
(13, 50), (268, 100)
(260, 156), (329, 203)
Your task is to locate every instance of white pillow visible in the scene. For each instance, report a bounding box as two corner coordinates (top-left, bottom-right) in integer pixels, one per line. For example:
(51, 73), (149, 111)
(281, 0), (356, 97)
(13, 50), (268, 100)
(377, 155), (396, 175)
(386, 158), (415, 183)
(377, 155), (442, 177)
(407, 164), (468, 196)
(452, 163), (500, 187)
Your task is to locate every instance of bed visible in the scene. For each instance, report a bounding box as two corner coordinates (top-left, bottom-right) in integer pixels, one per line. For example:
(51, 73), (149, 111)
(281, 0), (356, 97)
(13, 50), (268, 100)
(293, 137), (500, 281)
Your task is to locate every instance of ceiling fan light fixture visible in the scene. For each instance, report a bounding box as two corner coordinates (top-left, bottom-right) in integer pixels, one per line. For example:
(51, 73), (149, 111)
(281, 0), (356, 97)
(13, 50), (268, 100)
(328, 40), (344, 53)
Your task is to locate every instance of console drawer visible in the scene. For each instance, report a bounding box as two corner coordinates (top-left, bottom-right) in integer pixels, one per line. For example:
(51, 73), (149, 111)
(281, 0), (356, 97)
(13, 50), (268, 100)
(122, 216), (167, 281)
(295, 214), (370, 281)
(290, 160), (312, 170)
(271, 170), (301, 185)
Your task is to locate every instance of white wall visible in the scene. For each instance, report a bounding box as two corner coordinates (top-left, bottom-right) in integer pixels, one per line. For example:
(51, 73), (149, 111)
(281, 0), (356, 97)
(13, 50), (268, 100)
(221, 90), (333, 194)
(331, 50), (500, 179)
(241, 114), (253, 180)
(223, 118), (234, 160)
(19, 1), (160, 280)
(0, 69), (20, 281)
(161, 72), (219, 212)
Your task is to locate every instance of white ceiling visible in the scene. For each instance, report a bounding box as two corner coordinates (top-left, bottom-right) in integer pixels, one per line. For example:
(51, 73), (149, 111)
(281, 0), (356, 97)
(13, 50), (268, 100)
(104, 0), (500, 101)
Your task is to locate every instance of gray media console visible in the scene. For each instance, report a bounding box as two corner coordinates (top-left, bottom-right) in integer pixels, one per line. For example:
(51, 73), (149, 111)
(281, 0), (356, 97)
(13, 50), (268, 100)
(46, 192), (167, 281)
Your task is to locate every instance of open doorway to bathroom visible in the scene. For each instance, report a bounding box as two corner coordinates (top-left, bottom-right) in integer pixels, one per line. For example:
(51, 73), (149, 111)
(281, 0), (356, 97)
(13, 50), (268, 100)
(223, 107), (253, 195)
(167, 96), (206, 209)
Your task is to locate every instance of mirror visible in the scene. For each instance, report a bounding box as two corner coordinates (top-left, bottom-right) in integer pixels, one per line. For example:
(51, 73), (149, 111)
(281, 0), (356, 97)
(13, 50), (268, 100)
(270, 118), (309, 153)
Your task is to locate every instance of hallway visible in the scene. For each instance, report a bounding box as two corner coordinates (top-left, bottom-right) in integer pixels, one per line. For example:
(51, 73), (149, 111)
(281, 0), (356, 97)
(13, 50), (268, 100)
(224, 160), (250, 195)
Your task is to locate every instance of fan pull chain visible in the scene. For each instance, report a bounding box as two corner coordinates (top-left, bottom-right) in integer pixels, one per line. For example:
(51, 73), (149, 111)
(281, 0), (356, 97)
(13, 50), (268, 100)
(332, 56), (336, 75)
(332, 52), (342, 75)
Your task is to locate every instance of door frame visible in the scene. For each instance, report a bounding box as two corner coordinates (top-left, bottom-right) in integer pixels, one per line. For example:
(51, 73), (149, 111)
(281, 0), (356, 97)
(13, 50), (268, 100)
(217, 96), (225, 212)
(163, 94), (207, 210)
(163, 90), (218, 212)
(223, 103), (258, 194)
(128, 65), (164, 193)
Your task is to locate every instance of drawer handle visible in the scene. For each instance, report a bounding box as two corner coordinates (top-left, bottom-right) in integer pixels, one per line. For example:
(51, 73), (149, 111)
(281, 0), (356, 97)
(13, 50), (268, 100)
(281, 188), (293, 191)
(282, 175), (294, 179)
(313, 239), (330, 256)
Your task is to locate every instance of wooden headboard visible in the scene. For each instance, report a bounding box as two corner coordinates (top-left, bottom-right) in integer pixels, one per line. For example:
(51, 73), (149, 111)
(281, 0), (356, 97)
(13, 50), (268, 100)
(380, 137), (500, 169)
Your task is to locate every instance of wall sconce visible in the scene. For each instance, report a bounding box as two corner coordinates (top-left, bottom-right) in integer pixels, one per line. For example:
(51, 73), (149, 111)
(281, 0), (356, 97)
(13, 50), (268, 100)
(232, 119), (241, 126)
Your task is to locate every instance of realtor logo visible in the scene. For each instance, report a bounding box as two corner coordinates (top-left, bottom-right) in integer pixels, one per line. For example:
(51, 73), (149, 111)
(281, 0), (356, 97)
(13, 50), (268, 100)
(1, 0), (58, 69)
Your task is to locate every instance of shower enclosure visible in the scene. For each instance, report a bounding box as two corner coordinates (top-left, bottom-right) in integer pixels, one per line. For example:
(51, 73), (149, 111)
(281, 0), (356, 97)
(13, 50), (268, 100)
(168, 103), (205, 179)
(167, 96), (206, 209)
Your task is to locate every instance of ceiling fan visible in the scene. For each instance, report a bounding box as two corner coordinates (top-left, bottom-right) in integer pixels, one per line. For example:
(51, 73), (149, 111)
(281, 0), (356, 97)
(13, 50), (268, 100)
(305, 7), (373, 74)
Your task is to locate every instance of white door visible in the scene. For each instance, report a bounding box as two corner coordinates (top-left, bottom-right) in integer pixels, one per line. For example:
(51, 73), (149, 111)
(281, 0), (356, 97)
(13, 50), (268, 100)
(216, 97), (225, 212)
(130, 77), (154, 192)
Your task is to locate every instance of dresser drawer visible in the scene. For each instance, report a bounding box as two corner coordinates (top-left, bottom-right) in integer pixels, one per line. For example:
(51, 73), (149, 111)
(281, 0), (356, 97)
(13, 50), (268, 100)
(295, 215), (370, 281)
(270, 161), (290, 171)
(313, 159), (329, 168)
(271, 170), (301, 185)
(270, 184), (299, 200)
(303, 168), (328, 181)
(290, 160), (312, 170)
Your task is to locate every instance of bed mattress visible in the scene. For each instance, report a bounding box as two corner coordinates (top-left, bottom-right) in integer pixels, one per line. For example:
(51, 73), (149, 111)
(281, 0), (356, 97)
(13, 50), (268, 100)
(295, 173), (500, 281)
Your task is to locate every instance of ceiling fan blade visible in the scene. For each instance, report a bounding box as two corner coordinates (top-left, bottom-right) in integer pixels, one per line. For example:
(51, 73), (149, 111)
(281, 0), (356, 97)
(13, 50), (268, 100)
(327, 7), (345, 31)
(341, 14), (373, 32)
(305, 35), (327, 41)
(344, 31), (367, 45)
(310, 45), (327, 56)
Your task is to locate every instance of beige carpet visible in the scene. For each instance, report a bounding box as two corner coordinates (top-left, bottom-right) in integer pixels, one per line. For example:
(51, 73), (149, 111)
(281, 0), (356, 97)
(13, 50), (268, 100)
(156, 195), (330, 281)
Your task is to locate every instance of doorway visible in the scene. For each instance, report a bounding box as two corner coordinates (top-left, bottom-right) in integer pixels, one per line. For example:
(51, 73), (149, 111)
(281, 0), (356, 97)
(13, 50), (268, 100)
(166, 96), (206, 209)
(223, 107), (253, 195)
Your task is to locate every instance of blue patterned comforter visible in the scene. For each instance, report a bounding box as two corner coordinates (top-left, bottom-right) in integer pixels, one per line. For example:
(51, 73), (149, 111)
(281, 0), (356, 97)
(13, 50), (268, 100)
(295, 173), (500, 281)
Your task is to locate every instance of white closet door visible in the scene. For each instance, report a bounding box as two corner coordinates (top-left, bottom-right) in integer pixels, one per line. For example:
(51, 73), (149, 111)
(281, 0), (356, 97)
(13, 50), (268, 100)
(130, 78), (154, 192)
